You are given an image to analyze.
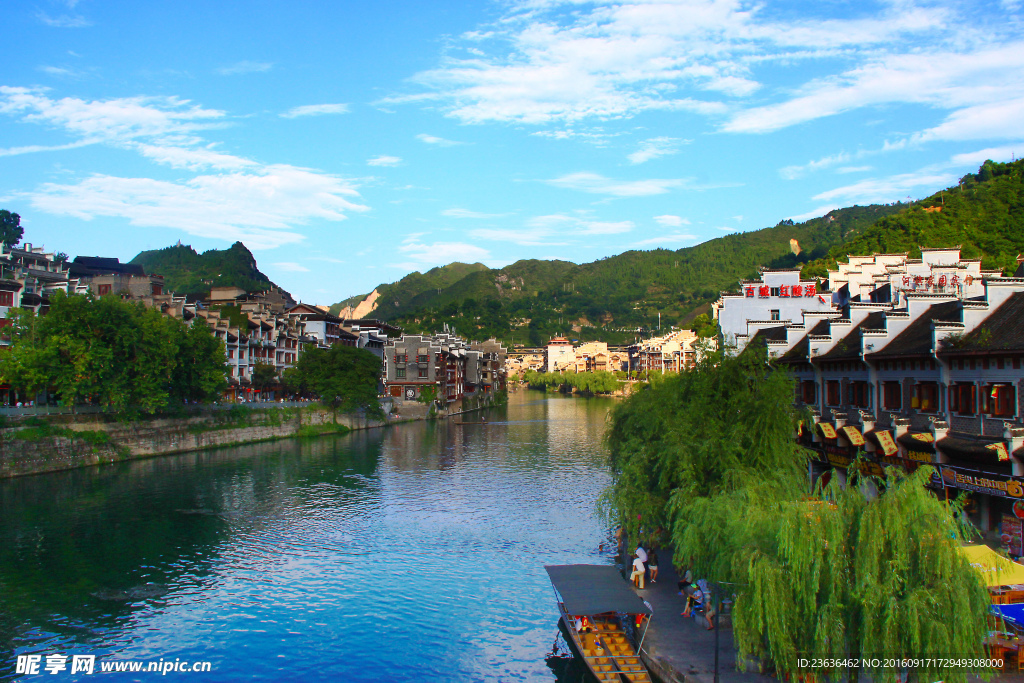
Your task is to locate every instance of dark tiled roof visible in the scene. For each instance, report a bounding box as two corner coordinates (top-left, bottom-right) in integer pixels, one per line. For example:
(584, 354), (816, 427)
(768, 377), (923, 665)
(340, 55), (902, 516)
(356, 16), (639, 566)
(942, 292), (1024, 354)
(866, 300), (961, 359)
(70, 256), (147, 277)
(937, 435), (1007, 465)
(818, 311), (888, 361)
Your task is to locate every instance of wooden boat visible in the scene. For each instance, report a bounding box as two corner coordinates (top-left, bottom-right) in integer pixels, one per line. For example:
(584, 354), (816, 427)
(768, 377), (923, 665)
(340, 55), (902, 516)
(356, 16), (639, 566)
(545, 564), (653, 683)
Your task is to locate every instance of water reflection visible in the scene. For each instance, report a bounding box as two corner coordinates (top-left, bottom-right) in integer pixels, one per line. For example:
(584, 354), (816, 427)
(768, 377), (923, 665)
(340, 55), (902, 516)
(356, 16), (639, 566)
(0, 393), (616, 681)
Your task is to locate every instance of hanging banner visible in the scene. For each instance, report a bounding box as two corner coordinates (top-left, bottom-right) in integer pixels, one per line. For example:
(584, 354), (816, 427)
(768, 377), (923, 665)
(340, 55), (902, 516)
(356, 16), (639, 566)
(841, 426), (865, 446)
(988, 442), (1011, 462)
(818, 423), (837, 439)
(875, 430), (898, 456)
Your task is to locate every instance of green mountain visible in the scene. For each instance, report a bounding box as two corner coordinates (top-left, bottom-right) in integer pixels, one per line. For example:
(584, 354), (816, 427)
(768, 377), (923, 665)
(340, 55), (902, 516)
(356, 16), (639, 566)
(334, 160), (1024, 346)
(130, 241), (290, 300)
(801, 158), (1024, 278)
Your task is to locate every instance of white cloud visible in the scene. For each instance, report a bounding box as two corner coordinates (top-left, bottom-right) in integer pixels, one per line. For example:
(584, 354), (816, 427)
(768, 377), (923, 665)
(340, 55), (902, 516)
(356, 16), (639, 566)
(812, 170), (956, 205)
(473, 212), (633, 245)
(0, 87), (369, 248)
(632, 232), (698, 247)
(387, 0), (961, 127)
(714, 226), (737, 232)
(780, 152), (852, 180)
(38, 66), (79, 77)
(396, 239), (493, 268)
(950, 146), (1024, 166)
(416, 133), (462, 146)
(280, 103), (350, 118)
(217, 61), (273, 76)
(273, 262), (310, 272)
(654, 214), (689, 227)
(441, 208), (505, 219)
(367, 155), (402, 167)
(547, 172), (684, 197)
(836, 166), (873, 174)
(37, 12), (91, 27)
(26, 167), (368, 250)
(628, 137), (688, 164)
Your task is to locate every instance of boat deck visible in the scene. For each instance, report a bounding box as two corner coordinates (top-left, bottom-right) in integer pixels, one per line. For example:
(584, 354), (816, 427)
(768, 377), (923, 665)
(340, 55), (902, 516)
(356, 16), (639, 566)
(573, 617), (652, 683)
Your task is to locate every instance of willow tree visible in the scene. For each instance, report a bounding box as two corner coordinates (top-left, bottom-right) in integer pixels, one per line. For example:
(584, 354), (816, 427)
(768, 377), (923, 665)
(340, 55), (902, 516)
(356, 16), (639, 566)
(604, 345), (807, 545)
(604, 346), (992, 682)
(733, 467), (990, 683)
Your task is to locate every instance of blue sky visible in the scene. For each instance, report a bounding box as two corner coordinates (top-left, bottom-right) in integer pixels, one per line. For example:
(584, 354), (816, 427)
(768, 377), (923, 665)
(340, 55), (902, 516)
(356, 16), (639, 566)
(1, 0), (1022, 305)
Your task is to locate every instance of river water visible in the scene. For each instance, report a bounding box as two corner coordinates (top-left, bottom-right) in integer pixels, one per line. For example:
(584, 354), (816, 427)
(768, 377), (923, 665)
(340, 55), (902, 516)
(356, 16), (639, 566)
(0, 392), (617, 681)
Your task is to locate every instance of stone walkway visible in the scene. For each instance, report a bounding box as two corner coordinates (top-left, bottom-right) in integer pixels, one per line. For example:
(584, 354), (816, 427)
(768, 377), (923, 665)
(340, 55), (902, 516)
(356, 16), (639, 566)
(624, 551), (774, 683)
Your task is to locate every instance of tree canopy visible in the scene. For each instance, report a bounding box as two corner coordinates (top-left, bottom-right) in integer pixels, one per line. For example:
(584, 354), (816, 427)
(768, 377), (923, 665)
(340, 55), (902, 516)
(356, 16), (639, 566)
(0, 292), (226, 412)
(0, 209), (24, 247)
(283, 345), (382, 416)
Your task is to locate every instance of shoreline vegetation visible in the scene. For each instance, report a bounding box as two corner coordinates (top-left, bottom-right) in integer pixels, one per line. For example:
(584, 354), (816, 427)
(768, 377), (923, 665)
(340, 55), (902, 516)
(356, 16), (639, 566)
(521, 369), (623, 395)
(601, 347), (991, 683)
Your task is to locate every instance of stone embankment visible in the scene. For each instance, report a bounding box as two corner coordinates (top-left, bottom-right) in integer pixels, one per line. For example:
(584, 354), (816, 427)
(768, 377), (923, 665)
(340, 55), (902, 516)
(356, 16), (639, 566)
(0, 393), (500, 479)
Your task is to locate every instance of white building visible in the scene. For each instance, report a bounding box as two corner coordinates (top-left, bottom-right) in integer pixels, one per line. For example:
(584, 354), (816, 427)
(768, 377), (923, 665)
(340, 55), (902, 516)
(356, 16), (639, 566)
(714, 269), (831, 350)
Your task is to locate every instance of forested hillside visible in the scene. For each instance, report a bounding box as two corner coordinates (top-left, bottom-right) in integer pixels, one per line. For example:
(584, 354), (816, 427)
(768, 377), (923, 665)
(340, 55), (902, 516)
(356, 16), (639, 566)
(130, 241), (290, 300)
(802, 159), (1024, 278)
(335, 160), (1023, 346)
(340, 203), (900, 345)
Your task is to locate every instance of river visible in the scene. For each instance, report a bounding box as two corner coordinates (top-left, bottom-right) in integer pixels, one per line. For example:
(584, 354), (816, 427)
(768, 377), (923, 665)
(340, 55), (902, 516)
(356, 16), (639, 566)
(0, 392), (618, 681)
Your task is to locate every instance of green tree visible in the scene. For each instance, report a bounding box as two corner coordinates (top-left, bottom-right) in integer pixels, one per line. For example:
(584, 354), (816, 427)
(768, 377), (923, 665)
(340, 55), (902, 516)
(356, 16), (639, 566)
(0, 292), (226, 412)
(283, 345), (382, 416)
(250, 360), (278, 395)
(0, 210), (24, 247)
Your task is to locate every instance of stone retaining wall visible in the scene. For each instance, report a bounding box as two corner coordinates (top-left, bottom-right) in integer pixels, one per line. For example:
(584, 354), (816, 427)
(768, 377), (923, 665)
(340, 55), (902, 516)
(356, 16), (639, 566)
(0, 407), (385, 479)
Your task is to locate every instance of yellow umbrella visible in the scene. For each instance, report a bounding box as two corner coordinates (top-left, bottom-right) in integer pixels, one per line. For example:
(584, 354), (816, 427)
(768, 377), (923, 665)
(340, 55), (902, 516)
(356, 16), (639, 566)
(960, 544), (1024, 587)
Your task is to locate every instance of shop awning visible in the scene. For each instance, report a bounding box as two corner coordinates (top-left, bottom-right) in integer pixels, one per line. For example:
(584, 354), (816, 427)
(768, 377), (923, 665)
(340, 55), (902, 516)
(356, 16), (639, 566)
(544, 565), (652, 616)
(818, 423), (837, 439)
(841, 425), (865, 446)
(938, 436), (1010, 464)
(897, 431), (936, 453)
(960, 545), (1024, 587)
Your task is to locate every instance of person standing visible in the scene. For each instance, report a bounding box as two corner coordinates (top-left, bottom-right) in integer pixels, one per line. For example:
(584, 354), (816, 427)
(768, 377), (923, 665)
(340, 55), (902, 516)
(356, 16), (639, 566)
(629, 553), (646, 589)
(648, 549), (659, 583)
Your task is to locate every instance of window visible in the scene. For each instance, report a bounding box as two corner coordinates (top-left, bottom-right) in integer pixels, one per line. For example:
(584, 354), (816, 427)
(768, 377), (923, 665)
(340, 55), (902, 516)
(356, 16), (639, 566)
(0, 291), (12, 306)
(826, 380), (841, 406)
(770, 310), (780, 321)
(800, 380), (816, 404)
(97, 284), (111, 295)
(770, 287), (780, 297)
(228, 349), (234, 359)
(986, 384), (1016, 418)
(418, 368), (428, 378)
(152, 284), (163, 295)
(417, 354), (429, 363)
(847, 381), (871, 408)
(883, 381), (901, 410)
(396, 368), (406, 379)
(950, 383), (977, 415)
(912, 382), (939, 412)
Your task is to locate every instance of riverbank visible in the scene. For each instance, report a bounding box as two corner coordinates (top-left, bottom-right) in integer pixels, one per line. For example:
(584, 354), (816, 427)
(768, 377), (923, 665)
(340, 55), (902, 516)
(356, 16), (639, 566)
(0, 392), (501, 479)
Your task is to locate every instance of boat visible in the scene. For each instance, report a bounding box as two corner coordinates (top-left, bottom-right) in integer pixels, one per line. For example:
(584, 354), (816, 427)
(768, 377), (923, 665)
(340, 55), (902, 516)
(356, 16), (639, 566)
(544, 564), (654, 683)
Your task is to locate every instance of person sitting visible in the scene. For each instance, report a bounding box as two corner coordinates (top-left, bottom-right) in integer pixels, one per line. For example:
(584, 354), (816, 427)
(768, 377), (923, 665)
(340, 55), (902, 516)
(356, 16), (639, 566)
(630, 553), (646, 589)
(682, 582), (715, 630)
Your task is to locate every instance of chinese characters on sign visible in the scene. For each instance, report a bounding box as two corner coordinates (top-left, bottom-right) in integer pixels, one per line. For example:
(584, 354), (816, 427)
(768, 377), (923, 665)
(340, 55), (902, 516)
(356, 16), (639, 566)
(745, 283), (817, 298)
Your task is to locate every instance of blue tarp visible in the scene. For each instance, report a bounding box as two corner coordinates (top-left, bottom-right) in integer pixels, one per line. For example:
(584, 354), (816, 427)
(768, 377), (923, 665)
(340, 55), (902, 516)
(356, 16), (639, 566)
(991, 603), (1024, 626)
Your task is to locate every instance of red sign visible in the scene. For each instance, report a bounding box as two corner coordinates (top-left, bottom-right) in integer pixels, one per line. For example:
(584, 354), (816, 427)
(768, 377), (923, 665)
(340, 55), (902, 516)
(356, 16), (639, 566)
(804, 284), (816, 297)
(759, 285), (770, 297)
(780, 285), (789, 297)
(745, 286), (755, 297)
(792, 285), (803, 297)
